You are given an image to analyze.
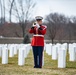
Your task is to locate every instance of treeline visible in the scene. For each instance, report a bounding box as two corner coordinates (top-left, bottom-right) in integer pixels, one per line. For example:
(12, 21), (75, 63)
(45, 13), (76, 43)
(0, 12), (76, 44)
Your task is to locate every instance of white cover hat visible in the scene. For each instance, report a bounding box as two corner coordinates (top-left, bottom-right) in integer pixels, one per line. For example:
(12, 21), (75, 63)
(35, 16), (43, 20)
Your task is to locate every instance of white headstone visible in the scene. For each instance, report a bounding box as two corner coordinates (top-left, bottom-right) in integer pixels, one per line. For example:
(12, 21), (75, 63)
(9, 46), (14, 57)
(24, 45), (27, 58)
(61, 45), (67, 56)
(42, 51), (44, 66)
(58, 48), (66, 68)
(46, 44), (52, 55)
(69, 45), (76, 61)
(14, 46), (17, 55)
(2, 47), (8, 64)
(52, 45), (58, 60)
(18, 48), (25, 66)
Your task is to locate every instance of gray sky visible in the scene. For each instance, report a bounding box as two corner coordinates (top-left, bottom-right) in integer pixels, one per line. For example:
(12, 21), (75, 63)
(1, 0), (76, 22)
(34, 0), (76, 18)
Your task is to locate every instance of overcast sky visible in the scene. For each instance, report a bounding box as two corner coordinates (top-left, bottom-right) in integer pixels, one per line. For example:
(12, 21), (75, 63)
(1, 0), (76, 22)
(34, 0), (76, 18)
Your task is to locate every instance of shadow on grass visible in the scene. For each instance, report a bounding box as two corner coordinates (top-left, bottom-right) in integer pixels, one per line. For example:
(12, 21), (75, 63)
(66, 66), (76, 69)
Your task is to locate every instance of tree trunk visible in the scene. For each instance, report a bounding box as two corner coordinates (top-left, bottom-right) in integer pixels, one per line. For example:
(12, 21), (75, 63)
(3, 0), (5, 23)
(22, 29), (25, 37)
(9, 0), (15, 22)
(22, 24), (25, 37)
(52, 39), (54, 44)
(0, 0), (3, 24)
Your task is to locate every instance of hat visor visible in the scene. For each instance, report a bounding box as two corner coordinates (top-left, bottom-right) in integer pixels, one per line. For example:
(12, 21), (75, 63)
(36, 19), (42, 21)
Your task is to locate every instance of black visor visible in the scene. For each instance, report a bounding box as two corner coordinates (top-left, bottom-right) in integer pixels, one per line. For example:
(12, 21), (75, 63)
(36, 19), (42, 21)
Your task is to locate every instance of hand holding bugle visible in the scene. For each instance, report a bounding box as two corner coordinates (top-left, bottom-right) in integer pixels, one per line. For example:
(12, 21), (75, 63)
(32, 22), (40, 28)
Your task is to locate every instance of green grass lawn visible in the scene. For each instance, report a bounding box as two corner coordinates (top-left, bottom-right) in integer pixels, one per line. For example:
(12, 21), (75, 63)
(0, 50), (76, 75)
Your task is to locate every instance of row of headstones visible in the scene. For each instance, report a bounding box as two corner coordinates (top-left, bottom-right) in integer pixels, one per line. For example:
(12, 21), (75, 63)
(45, 43), (76, 68)
(0, 44), (31, 66)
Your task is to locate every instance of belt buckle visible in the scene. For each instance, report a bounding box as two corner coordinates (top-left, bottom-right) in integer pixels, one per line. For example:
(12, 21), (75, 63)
(36, 34), (38, 35)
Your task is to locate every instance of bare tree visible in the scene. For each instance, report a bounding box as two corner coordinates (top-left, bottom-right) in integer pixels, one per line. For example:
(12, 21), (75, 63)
(46, 13), (68, 44)
(46, 13), (59, 44)
(9, 0), (15, 22)
(3, 0), (5, 23)
(0, 0), (3, 24)
(0, 0), (7, 24)
(12, 0), (36, 37)
(68, 17), (76, 42)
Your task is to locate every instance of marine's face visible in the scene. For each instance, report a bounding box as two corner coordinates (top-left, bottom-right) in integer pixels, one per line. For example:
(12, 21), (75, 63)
(37, 20), (42, 25)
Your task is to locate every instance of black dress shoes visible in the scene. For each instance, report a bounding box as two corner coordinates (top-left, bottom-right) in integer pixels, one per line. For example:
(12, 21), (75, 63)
(34, 66), (42, 68)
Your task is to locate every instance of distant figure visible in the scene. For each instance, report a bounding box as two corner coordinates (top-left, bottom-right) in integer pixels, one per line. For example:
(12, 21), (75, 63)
(29, 16), (47, 68)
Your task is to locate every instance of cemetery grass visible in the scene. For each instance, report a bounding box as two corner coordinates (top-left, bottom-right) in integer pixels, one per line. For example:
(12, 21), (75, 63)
(0, 50), (76, 75)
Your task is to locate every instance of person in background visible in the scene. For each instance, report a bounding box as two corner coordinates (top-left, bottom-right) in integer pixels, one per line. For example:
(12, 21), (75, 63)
(29, 16), (47, 68)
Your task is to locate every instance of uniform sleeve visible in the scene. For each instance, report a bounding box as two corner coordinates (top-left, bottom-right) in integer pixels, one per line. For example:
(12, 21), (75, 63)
(38, 26), (47, 35)
(29, 27), (35, 34)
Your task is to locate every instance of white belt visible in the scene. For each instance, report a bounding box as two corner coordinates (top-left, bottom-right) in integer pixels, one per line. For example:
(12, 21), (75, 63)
(33, 35), (44, 37)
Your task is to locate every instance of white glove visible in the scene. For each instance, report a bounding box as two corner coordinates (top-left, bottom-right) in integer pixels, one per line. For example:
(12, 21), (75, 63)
(32, 22), (36, 27)
(36, 22), (40, 28)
